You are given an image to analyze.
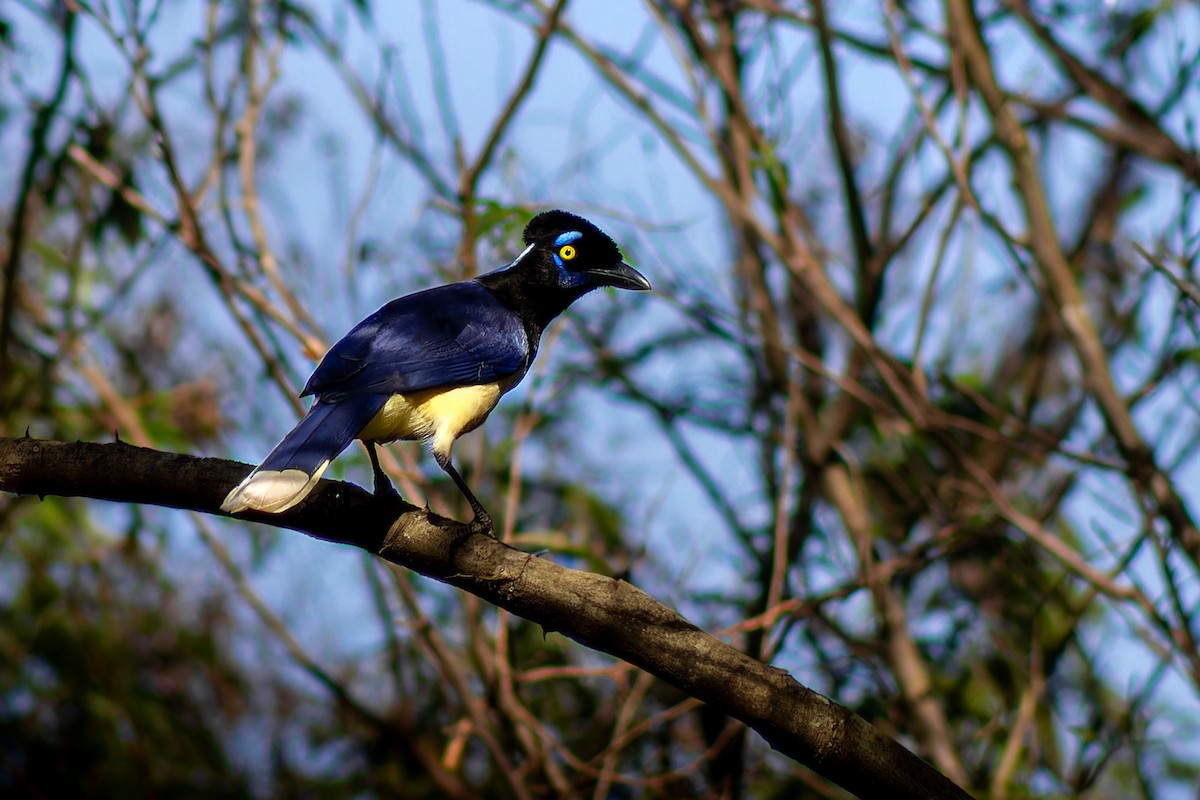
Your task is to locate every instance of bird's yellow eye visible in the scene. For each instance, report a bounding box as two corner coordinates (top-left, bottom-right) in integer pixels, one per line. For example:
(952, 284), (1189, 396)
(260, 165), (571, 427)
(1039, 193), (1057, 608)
(559, 244), (576, 261)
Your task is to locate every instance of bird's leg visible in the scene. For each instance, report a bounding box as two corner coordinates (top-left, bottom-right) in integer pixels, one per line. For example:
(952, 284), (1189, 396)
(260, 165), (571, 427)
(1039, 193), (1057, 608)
(367, 442), (401, 500)
(435, 453), (494, 536)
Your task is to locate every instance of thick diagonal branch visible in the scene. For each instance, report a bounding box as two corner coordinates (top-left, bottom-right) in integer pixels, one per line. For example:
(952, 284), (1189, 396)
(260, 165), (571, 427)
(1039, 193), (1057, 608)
(0, 436), (974, 800)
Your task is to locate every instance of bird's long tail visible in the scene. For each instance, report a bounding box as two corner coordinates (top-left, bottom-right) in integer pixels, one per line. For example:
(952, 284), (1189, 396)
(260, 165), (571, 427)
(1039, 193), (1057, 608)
(220, 395), (387, 514)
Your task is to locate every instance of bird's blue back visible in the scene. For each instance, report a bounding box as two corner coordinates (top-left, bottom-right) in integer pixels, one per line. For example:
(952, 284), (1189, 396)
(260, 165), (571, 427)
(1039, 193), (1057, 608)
(302, 280), (530, 400)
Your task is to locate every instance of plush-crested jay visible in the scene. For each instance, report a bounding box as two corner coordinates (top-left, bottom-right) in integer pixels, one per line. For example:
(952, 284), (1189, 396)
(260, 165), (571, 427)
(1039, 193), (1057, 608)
(220, 210), (651, 534)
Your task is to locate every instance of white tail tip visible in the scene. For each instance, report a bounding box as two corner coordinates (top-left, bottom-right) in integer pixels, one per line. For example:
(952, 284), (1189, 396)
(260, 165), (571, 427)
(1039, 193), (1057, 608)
(220, 462), (330, 514)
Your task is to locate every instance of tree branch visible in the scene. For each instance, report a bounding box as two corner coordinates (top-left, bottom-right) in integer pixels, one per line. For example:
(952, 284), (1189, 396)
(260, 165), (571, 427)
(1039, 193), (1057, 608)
(944, 0), (1200, 567)
(0, 436), (974, 800)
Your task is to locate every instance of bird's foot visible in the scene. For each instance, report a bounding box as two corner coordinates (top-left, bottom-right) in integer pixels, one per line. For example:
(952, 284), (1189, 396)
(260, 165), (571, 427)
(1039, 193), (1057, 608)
(373, 478), (402, 502)
(467, 512), (496, 538)
(367, 443), (401, 502)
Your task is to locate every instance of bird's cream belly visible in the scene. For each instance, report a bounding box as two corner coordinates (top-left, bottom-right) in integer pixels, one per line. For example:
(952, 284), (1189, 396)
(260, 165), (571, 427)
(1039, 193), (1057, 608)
(358, 378), (516, 458)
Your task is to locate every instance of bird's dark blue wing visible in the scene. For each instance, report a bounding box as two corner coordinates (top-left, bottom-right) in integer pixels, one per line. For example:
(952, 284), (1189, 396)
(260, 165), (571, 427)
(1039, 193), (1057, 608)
(302, 281), (530, 399)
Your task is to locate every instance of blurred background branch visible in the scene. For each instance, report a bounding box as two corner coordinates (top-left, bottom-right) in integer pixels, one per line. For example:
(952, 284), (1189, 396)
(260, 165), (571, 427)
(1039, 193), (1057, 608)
(2, 0), (1199, 797)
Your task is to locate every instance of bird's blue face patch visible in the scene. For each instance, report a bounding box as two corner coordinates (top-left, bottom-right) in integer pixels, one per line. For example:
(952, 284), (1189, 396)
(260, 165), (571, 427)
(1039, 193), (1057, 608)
(551, 230), (590, 286)
(552, 255), (590, 285)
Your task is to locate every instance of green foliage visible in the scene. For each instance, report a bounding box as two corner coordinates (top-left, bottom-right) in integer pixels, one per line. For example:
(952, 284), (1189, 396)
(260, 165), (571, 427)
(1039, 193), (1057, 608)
(0, 499), (250, 798)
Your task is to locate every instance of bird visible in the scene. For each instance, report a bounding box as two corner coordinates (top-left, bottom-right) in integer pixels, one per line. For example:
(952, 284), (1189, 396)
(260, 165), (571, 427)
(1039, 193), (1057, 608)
(220, 210), (651, 534)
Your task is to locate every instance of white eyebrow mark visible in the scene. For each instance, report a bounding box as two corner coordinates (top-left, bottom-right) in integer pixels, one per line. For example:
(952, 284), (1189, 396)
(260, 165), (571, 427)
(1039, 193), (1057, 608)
(507, 242), (536, 268)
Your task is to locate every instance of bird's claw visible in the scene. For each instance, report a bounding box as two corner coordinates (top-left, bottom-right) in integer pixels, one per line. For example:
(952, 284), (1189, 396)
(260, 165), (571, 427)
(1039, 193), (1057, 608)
(373, 480), (402, 502)
(374, 482), (403, 501)
(467, 514), (496, 538)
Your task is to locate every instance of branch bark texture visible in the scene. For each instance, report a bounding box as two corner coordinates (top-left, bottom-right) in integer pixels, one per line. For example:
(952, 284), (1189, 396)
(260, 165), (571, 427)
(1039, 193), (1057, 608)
(0, 436), (973, 800)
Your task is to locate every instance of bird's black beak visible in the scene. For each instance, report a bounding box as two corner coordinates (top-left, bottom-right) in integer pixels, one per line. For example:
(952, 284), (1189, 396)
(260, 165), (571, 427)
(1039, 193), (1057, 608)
(588, 261), (652, 291)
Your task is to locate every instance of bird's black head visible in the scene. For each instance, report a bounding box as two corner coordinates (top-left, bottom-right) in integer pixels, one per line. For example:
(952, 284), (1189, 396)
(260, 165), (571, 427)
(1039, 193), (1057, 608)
(519, 210), (651, 293)
(480, 210), (650, 328)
